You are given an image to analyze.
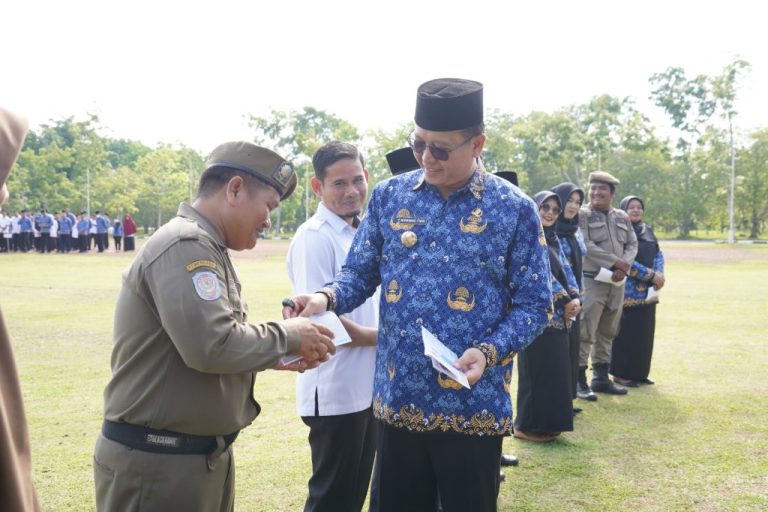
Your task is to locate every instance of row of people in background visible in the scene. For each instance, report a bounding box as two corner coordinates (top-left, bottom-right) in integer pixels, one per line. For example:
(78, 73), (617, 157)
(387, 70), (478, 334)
(513, 171), (666, 444)
(0, 210), (137, 253)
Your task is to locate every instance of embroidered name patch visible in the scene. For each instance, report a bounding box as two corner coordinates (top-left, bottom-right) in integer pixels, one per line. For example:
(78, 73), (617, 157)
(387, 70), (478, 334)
(185, 259), (217, 272)
(192, 271), (221, 301)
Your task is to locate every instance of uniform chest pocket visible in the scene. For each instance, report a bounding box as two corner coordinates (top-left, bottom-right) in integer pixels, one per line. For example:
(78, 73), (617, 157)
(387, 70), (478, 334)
(616, 222), (629, 243)
(587, 222), (609, 242)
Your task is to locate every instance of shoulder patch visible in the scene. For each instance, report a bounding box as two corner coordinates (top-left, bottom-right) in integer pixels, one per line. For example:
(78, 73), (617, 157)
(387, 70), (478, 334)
(186, 259), (217, 272)
(192, 271), (222, 301)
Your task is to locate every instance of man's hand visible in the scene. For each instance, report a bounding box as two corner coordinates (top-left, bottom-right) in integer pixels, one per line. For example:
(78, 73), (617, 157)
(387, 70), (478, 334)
(611, 269), (626, 282)
(289, 318), (336, 363)
(651, 271), (665, 290)
(273, 358), (323, 372)
(282, 293), (328, 319)
(454, 347), (487, 386)
(613, 259), (630, 273)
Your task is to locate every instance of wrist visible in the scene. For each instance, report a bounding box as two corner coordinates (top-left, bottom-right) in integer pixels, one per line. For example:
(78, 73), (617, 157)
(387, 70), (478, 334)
(315, 287), (337, 312)
(474, 343), (498, 369)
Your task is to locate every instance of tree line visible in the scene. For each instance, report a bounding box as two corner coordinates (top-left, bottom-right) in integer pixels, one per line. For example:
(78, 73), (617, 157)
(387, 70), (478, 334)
(5, 60), (766, 238)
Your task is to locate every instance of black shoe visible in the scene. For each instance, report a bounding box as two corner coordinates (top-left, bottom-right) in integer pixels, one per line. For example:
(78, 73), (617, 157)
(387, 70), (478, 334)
(640, 377), (655, 385)
(499, 471), (506, 482)
(591, 378), (628, 395)
(576, 381), (598, 401)
(613, 376), (641, 388)
(573, 407), (583, 415)
(500, 454), (519, 467)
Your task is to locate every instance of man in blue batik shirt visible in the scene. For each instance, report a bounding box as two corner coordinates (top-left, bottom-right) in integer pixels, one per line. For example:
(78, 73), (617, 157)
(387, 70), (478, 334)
(286, 78), (552, 512)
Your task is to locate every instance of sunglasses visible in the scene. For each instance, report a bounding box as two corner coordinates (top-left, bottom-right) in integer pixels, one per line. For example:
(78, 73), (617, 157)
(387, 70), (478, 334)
(407, 135), (473, 161)
(539, 204), (562, 215)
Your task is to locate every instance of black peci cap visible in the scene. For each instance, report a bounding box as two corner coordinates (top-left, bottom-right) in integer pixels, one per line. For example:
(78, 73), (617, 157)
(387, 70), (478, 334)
(414, 78), (483, 131)
(385, 147), (420, 176)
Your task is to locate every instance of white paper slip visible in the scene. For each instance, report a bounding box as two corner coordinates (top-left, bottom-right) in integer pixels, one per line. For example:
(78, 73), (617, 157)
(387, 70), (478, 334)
(595, 267), (626, 287)
(646, 286), (661, 301)
(280, 311), (352, 365)
(421, 326), (470, 389)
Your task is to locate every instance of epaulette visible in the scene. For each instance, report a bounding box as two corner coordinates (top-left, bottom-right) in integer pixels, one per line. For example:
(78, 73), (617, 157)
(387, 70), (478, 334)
(178, 217), (200, 241)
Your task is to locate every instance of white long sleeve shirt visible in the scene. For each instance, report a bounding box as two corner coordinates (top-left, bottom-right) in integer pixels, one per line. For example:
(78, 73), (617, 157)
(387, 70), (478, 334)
(287, 202), (379, 417)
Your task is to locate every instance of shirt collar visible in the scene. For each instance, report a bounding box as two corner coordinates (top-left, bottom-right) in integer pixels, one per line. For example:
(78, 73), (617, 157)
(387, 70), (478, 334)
(317, 202), (357, 233)
(411, 166), (487, 201)
(177, 202), (227, 247)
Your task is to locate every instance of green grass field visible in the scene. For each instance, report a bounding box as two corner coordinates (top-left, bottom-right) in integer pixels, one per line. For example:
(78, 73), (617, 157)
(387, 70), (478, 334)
(2, 241), (767, 511)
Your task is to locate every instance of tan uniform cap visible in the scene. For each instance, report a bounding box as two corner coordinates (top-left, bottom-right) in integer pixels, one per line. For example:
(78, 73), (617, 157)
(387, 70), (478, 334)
(205, 141), (297, 200)
(588, 171), (620, 186)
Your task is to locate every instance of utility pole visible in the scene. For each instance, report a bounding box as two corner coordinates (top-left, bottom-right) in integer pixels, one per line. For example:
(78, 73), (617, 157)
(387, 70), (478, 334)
(728, 114), (736, 244)
(86, 167), (91, 217)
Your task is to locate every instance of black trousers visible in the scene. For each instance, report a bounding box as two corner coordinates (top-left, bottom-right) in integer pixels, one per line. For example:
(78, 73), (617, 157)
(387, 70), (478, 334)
(302, 407), (376, 512)
(114, 236), (122, 251)
(372, 421), (502, 512)
(79, 236), (89, 252)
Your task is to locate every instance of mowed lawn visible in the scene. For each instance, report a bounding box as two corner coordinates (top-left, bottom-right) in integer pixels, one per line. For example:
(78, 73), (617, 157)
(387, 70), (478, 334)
(2, 240), (767, 511)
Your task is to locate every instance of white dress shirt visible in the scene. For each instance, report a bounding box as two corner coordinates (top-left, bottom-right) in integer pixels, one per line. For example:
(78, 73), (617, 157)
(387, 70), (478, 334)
(287, 202), (379, 417)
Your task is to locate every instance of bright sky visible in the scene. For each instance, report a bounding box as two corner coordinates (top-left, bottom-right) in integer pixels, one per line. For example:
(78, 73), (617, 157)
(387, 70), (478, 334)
(2, 0), (765, 153)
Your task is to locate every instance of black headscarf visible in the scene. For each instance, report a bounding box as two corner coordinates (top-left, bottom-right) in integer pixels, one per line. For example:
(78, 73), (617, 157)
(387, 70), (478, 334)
(534, 191), (569, 292)
(620, 195), (659, 268)
(551, 182), (584, 285)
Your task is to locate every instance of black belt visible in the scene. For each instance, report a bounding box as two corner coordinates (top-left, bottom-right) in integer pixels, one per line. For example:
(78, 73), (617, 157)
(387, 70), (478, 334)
(583, 271), (597, 279)
(102, 420), (238, 455)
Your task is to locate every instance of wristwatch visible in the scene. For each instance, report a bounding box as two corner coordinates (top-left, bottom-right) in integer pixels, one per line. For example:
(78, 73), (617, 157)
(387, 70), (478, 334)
(315, 287), (337, 312)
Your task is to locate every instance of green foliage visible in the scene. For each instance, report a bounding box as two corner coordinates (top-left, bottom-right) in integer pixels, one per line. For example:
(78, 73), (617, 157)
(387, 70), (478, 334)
(3, 59), (764, 238)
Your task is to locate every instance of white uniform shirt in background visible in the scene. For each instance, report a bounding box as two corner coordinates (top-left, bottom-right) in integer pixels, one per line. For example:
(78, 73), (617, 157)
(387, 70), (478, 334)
(287, 202), (379, 417)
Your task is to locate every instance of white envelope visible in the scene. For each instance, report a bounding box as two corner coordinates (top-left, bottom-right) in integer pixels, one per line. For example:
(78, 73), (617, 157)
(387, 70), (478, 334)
(280, 311), (352, 365)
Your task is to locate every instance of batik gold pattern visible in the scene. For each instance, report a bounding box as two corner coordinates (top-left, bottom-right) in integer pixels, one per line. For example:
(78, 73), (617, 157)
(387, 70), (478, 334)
(476, 342), (499, 367)
(437, 373), (464, 390)
(459, 208), (487, 234)
(333, 168), (553, 439)
(389, 208), (416, 230)
(373, 396), (513, 435)
(385, 280), (403, 303)
(447, 287), (475, 312)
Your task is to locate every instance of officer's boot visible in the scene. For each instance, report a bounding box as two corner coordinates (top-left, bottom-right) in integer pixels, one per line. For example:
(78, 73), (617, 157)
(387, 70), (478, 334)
(590, 363), (628, 395)
(576, 366), (597, 401)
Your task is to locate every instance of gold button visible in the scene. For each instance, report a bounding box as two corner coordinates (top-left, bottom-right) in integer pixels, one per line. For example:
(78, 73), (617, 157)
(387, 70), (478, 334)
(401, 231), (417, 248)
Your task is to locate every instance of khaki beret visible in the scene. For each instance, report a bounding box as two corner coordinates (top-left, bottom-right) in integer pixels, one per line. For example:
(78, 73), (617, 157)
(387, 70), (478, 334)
(205, 141), (297, 200)
(0, 107), (30, 203)
(588, 171), (620, 186)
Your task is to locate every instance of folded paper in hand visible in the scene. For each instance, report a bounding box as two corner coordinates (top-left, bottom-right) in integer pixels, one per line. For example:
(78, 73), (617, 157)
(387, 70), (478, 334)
(421, 326), (470, 389)
(281, 311), (352, 365)
(595, 267), (626, 287)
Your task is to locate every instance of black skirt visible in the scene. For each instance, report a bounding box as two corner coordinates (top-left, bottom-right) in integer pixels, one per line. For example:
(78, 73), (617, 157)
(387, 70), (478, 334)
(610, 304), (657, 381)
(568, 317), (580, 399)
(514, 328), (573, 434)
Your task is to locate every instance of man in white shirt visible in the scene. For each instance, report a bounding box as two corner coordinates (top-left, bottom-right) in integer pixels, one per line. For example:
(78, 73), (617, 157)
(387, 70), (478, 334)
(286, 141), (379, 512)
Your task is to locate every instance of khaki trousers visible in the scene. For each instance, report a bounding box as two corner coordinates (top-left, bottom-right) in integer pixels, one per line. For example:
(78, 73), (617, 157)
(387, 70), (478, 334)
(94, 434), (235, 512)
(579, 277), (626, 366)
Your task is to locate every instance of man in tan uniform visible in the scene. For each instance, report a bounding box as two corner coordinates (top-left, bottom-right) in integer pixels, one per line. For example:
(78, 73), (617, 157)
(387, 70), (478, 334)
(578, 171), (638, 398)
(94, 141), (337, 512)
(0, 106), (41, 512)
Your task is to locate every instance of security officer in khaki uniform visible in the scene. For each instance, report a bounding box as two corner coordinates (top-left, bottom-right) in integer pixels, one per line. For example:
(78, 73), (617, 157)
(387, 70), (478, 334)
(94, 141), (337, 512)
(1, 106), (41, 512)
(577, 171), (638, 398)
